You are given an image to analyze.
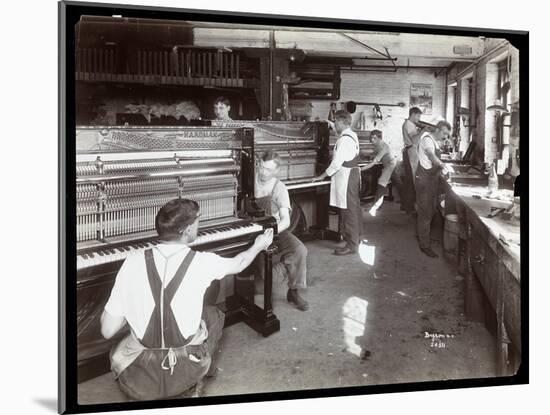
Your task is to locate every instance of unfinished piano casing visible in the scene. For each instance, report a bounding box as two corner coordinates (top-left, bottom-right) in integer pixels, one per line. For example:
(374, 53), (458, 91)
(211, 120), (337, 239)
(75, 125), (279, 382)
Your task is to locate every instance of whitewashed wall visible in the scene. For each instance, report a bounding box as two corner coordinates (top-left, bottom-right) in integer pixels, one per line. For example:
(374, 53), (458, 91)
(292, 68), (446, 160)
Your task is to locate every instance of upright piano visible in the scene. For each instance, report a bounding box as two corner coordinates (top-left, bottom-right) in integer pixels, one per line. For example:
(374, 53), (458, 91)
(211, 120), (336, 239)
(75, 125), (280, 382)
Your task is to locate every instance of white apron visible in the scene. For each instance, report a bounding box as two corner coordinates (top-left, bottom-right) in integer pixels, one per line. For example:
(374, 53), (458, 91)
(330, 134), (360, 209)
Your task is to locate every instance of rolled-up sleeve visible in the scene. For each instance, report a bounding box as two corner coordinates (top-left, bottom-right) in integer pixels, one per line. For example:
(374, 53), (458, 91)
(326, 137), (356, 176)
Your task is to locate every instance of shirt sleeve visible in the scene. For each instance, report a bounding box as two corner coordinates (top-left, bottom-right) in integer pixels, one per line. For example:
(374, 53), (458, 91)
(104, 257), (131, 317)
(420, 135), (435, 157)
(273, 181), (291, 212)
(403, 121), (419, 146)
(197, 252), (236, 283)
(326, 136), (356, 176)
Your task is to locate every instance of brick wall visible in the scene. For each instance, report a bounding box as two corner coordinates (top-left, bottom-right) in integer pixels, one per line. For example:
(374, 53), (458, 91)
(291, 68), (446, 160)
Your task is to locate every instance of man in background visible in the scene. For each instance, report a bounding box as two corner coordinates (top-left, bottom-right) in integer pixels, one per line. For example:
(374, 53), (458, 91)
(401, 107), (425, 214)
(313, 110), (362, 255)
(415, 120), (453, 258)
(254, 151), (309, 311)
(213, 96), (233, 121)
(361, 129), (397, 217)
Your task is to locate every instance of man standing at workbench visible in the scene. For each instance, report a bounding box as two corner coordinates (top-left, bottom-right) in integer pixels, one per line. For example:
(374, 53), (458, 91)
(416, 120), (453, 258)
(402, 107), (424, 214)
(312, 110), (362, 255)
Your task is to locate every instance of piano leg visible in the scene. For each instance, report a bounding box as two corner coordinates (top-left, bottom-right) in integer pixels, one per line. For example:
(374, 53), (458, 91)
(224, 249), (280, 336)
(310, 187), (341, 242)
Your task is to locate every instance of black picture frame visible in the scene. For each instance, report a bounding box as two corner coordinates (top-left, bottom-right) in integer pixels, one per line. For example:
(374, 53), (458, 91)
(59, 1), (529, 413)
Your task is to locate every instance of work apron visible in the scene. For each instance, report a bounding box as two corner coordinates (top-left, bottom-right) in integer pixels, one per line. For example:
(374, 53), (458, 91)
(111, 249), (212, 401)
(330, 134), (361, 209)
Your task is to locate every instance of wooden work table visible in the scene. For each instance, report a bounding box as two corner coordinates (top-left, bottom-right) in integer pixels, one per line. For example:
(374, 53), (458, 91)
(443, 180), (522, 376)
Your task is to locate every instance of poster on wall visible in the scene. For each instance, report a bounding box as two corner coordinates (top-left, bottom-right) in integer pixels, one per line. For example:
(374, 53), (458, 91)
(410, 83), (433, 114)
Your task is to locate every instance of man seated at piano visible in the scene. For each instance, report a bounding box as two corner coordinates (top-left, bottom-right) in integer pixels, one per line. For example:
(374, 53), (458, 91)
(213, 96), (233, 121)
(254, 150), (310, 311)
(99, 198), (274, 400)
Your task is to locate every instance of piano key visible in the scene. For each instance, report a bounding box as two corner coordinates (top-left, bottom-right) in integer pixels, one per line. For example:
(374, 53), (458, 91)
(77, 221), (265, 270)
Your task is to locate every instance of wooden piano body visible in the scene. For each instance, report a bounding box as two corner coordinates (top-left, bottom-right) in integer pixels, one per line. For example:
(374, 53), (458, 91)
(211, 120), (337, 240)
(75, 125), (279, 382)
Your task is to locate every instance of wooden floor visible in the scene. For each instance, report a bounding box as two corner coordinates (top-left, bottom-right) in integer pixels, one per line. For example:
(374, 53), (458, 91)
(78, 201), (497, 405)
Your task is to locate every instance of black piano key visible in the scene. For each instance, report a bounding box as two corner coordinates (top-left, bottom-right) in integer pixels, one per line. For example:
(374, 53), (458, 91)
(97, 250), (105, 256)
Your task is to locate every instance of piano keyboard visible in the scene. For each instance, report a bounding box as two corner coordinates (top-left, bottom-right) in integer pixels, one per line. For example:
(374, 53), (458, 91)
(77, 222), (263, 270)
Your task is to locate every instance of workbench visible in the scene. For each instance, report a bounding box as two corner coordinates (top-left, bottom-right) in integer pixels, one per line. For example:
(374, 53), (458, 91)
(443, 181), (521, 376)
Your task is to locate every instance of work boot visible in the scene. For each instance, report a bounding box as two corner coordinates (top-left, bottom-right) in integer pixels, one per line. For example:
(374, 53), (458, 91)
(333, 246), (356, 255)
(420, 247), (439, 258)
(287, 289), (309, 311)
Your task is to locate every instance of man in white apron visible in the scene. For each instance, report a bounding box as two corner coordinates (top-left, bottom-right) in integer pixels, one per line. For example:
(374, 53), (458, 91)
(313, 110), (362, 255)
(100, 198), (273, 400)
(361, 129), (397, 217)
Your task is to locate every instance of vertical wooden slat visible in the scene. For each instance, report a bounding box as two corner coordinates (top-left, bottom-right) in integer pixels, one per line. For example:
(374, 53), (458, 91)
(99, 49), (104, 80)
(191, 51), (196, 85)
(94, 49), (99, 81)
(236, 53), (240, 83)
(186, 51), (190, 81)
(148, 51), (152, 81)
(224, 53), (229, 87)
(165, 51), (169, 82)
(108, 49), (115, 81)
(136, 50), (140, 78)
(230, 54), (234, 87)
(203, 53), (207, 80)
(208, 52), (212, 78)
(75, 49), (80, 78)
(179, 51), (184, 80)
(86, 49), (91, 81)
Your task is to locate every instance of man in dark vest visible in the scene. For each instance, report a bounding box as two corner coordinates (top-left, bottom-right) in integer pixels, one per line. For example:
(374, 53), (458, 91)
(415, 120), (453, 257)
(254, 150), (309, 311)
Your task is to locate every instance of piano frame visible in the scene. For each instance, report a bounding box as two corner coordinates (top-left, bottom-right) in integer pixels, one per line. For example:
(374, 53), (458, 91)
(75, 126), (280, 383)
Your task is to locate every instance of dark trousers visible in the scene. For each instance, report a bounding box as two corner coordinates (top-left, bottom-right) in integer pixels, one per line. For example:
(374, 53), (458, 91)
(415, 171), (439, 250)
(255, 230), (307, 290)
(116, 306), (224, 400)
(401, 148), (416, 212)
(339, 168), (362, 252)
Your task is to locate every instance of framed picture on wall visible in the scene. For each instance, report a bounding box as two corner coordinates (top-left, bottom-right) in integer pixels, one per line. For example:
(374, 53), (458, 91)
(410, 83), (433, 115)
(59, 1), (529, 413)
